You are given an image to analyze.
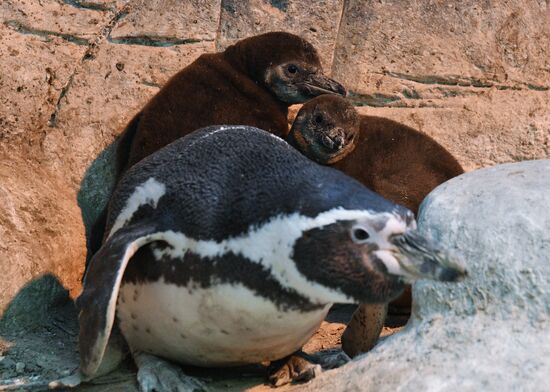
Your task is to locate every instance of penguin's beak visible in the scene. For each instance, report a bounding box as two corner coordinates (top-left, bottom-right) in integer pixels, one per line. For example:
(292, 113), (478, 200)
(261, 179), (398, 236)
(374, 231), (467, 284)
(301, 74), (347, 97)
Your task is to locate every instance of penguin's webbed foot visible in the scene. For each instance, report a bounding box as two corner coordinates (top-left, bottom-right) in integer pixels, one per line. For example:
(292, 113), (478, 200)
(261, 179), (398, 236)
(134, 352), (208, 392)
(267, 352), (322, 387)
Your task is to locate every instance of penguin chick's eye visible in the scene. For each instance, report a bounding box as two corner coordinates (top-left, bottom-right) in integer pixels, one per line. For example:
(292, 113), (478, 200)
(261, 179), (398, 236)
(287, 64), (298, 74)
(351, 226), (370, 243)
(314, 114), (324, 124)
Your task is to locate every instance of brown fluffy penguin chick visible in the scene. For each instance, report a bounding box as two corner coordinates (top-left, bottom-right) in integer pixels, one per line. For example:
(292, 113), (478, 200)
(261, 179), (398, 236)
(118, 31), (346, 172)
(288, 95), (464, 317)
(288, 95), (464, 214)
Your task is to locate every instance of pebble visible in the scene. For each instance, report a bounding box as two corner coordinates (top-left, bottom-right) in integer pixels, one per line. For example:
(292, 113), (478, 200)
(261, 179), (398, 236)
(15, 362), (25, 373)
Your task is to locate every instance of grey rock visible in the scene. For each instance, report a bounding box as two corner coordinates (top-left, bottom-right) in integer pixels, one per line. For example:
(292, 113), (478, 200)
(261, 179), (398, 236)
(301, 159), (550, 391)
(416, 159), (550, 322)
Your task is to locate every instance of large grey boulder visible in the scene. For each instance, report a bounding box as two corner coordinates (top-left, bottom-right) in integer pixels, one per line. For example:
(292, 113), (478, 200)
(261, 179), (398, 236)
(301, 159), (550, 391)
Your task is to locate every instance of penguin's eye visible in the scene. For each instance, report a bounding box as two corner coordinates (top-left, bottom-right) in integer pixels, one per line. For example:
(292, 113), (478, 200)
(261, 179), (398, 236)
(287, 64), (298, 74)
(314, 114), (324, 124)
(351, 227), (370, 243)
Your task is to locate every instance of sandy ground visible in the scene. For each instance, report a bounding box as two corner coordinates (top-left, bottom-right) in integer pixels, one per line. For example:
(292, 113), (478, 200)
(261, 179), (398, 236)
(0, 280), (405, 392)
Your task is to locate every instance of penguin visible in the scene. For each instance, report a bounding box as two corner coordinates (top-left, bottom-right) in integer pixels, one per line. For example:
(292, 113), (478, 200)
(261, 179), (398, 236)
(287, 95), (464, 214)
(287, 95), (465, 355)
(88, 32), (347, 267)
(78, 125), (466, 390)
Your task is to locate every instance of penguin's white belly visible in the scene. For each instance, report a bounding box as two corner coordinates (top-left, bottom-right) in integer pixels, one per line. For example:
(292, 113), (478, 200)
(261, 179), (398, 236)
(117, 280), (330, 366)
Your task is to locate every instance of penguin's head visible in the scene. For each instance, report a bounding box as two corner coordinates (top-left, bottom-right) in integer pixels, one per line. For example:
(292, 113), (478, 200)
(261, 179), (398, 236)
(225, 32), (346, 104)
(288, 95), (360, 164)
(264, 60), (347, 104)
(290, 208), (467, 304)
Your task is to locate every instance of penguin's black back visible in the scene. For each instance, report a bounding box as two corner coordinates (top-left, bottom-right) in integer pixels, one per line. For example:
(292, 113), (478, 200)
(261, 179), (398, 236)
(106, 126), (406, 242)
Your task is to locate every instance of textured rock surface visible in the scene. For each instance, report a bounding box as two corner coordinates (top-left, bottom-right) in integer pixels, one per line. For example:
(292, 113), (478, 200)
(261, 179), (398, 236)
(0, 0), (218, 312)
(0, 151), (85, 304)
(334, 0), (550, 171)
(218, 0), (345, 72)
(300, 160), (550, 391)
(110, 0), (220, 44)
(1, 0), (548, 315)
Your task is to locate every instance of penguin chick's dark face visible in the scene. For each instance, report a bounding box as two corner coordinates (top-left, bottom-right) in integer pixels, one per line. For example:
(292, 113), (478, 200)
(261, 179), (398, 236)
(291, 211), (467, 304)
(264, 61), (347, 104)
(225, 32), (345, 104)
(288, 95), (360, 164)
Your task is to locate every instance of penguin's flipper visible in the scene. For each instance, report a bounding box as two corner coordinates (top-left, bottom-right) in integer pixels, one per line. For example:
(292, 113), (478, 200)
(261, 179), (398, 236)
(77, 222), (159, 379)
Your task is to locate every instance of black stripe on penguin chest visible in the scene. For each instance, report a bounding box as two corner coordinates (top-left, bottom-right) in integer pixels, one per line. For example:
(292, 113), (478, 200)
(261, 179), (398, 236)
(122, 243), (323, 312)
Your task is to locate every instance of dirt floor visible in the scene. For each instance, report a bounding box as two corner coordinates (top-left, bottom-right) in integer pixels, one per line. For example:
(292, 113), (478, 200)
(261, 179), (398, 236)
(0, 278), (406, 391)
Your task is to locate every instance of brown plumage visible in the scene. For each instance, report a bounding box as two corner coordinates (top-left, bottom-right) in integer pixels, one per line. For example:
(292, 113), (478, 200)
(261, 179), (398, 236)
(289, 95), (464, 214)
(332, 115), (464, 214)
(118, 31), (346, 172)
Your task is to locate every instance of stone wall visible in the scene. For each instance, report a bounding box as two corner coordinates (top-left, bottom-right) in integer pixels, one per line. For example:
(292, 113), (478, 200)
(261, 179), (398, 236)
(0, 0), (548, 312)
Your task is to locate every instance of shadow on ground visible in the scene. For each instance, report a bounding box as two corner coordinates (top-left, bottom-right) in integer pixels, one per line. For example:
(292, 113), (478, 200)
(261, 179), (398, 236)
(76, 139), (119, 262)
(0, 274), (80, 390)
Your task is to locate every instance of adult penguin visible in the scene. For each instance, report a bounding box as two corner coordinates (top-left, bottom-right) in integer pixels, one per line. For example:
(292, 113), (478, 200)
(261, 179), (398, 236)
(88, 32), (346, 265)
(76, 125), (465, 390)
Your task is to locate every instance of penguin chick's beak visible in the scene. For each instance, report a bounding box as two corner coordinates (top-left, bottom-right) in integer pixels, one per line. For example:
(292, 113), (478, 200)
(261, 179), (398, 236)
(301, 73), (347, 97)
(321, 127), (347, 151)
(374, 230), (467, 284)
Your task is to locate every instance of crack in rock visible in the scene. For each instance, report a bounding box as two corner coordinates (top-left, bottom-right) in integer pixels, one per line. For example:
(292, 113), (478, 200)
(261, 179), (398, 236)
(270, 0), (289, 12)
(348, 91), (450, 109)
(383, 71), (549, 92)
(526, 84), (550, 91)
(107, 35), (214, 47)
(48, 72), (77, 127)
(140, 80), (162, 88)
(62, 0), (114, 12)
(214, 0), (225, 52)
(47, 4), (131, 127)
(4, 20), (89, 46)
(330, 0), (347, 76)
(385, 71), (495, 88)
(347, 92), (407, 108)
